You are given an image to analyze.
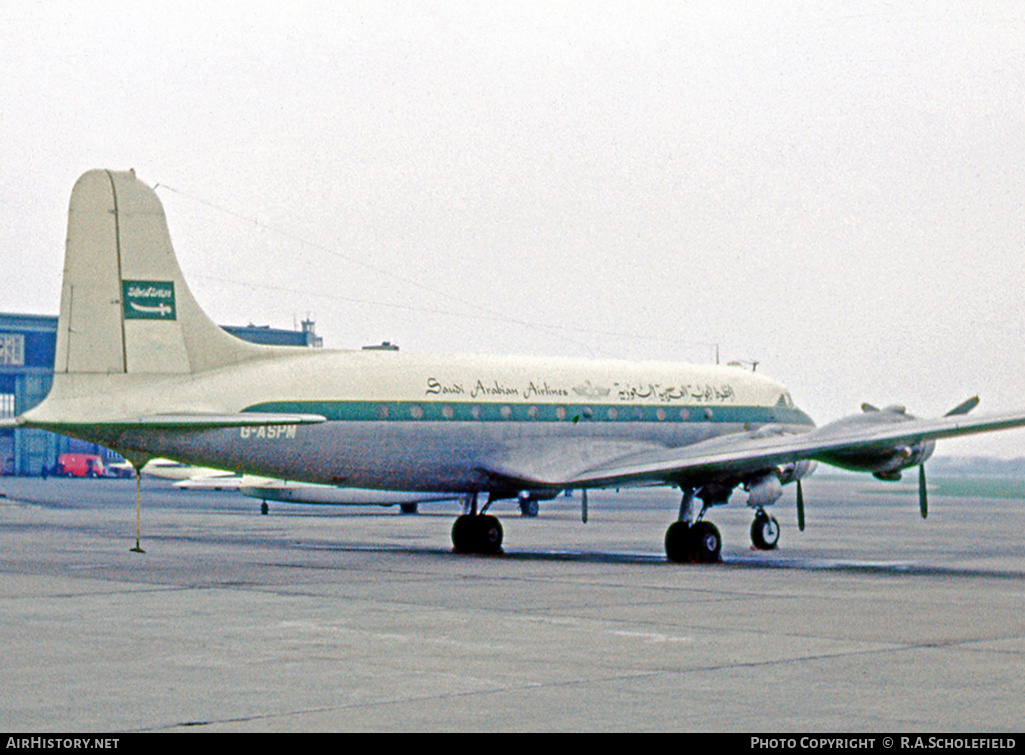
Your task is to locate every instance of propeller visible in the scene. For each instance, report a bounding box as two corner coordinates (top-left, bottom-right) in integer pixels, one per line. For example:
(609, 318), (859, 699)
(919, 464), (928, 519)
(944, 396), (980, 416)
(918, 396), (978, 518)
(796, 478), (805, 531)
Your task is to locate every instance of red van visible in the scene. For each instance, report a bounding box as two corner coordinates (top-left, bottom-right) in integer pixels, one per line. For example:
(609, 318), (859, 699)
(56, 453), (107, 478)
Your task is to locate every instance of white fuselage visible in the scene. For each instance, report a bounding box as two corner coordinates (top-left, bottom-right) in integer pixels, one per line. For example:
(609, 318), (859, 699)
(39, 348), (815, 493)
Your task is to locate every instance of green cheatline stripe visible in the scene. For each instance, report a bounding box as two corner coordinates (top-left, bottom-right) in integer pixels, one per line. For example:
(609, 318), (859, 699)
(245, 400), (815, 426)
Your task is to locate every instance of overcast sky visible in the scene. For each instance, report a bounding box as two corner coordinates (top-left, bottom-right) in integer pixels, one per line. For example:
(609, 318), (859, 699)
(2, 1), (1023, 456)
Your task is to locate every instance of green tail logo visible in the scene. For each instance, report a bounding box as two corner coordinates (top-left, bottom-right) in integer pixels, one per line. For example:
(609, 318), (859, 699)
(122, 280), (176, 320)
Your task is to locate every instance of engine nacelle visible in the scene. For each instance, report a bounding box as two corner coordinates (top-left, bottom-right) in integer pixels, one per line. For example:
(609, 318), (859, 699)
(815, 406), (937, 478)
(821, 439), (936, 478)
(777, 459), (817, 485)
(869, 440), (936, 479)
(745, 474), (783, 508)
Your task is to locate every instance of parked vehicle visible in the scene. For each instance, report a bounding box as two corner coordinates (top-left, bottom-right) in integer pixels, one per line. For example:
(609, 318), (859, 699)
(55, 453), (107, 478)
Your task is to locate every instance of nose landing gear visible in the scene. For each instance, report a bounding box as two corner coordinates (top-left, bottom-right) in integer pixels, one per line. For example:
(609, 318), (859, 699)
(750, 509), (780, 550)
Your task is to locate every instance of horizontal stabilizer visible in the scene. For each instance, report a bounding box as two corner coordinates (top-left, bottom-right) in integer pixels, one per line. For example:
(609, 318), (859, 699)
(21, 412), (326, 432)
(117, 412), (327, 428)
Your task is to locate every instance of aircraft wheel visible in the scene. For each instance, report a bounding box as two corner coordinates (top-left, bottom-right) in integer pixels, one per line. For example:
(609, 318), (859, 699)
(751, 511), (779, 550)
(689, 521), (722, 563)
(452, 514), (503, 554)
(475, 515), (504, 554)
(664, 521), (692, 563)
(260, 502), (269, 516)
(452, 515), (474, 553)
(519, 498), (539, 517)
(399, 502), (419, 515)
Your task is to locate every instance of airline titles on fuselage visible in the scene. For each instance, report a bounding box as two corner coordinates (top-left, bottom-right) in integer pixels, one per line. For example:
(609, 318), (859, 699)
(425, 377), (736, 404)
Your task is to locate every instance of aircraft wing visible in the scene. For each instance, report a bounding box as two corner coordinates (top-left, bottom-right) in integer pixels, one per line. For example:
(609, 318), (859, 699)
(482, 409), (1025, 490)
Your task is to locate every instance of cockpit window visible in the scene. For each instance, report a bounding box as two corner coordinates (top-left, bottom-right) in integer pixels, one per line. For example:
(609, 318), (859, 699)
(776, 392), (794, 408)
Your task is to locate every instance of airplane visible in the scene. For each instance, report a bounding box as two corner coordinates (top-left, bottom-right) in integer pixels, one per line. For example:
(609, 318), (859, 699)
(6, 169), (1025, 563)
(140, 458), (240, 483)
(238, 480), (464, 516)
(140, 457), (467, 514)
(133, 454), (490, 517)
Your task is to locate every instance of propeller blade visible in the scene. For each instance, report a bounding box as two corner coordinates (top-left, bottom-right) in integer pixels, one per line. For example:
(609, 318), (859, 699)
(919, 465), (928, 519)
(945, 396), (980, 416)
(796, 479), (805, 531)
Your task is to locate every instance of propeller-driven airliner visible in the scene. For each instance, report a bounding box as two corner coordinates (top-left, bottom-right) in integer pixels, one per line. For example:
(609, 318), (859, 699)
(7, 170), (1025, 562)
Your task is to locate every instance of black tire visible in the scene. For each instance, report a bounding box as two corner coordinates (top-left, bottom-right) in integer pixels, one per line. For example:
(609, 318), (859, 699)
(690, 521), (722, 563)
(750, 512), (780, 550)
(519, 498), (539, 518)
(260, 502), (269, 516)
(475, 515), (504, 555)
(399, 502), (419, 515)
(665, 520), (692, 563)
(452, 515), (504, 554)
(451, 515), (474, 552)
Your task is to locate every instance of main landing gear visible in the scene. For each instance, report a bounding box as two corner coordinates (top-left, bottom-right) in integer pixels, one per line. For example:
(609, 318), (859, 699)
(664, 481), (789, 562)
(663, 489), (784, 562)
(451, 493), (504, 555)
(665, 488), (722, 563)
(664, 519), (722, 563)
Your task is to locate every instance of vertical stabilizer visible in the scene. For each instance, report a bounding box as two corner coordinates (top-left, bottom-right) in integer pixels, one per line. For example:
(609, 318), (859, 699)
(55, 170), (264, 376)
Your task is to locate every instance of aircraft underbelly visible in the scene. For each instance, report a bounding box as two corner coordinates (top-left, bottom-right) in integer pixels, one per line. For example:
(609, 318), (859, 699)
(114, 419), (756, 491)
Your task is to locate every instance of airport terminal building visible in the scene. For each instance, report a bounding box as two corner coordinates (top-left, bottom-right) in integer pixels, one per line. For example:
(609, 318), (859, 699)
(0, 313), (321, 475)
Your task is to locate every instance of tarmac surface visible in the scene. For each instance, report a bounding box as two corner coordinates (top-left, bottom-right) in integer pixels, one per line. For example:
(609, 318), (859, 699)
(1, 474), (1023, 732)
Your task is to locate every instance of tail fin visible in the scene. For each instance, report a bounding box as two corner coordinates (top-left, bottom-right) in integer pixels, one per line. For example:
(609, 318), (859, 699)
(55, 169), (264, 375)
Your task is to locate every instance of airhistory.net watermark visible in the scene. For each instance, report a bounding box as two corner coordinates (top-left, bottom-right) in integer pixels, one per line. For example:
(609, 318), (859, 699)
(6, 739), (118, 750)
